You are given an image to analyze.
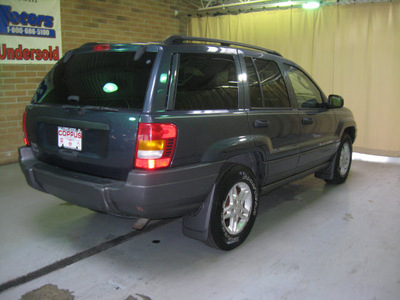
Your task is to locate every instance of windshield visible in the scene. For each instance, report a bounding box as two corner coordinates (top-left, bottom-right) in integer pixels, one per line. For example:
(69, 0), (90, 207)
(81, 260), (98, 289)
(32, 50), (157, 109)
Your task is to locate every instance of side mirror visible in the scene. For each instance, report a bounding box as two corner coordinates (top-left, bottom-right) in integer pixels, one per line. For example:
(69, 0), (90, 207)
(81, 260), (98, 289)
(327, 94), (344, 108)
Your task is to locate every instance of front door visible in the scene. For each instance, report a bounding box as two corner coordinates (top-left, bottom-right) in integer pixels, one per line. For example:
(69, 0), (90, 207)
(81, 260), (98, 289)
(284, 65), (336, 172)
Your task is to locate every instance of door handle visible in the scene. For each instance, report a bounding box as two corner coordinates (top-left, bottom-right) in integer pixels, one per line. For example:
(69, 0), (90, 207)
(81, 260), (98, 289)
(302, 117), (314, 125)
(253, 120), (270, 128)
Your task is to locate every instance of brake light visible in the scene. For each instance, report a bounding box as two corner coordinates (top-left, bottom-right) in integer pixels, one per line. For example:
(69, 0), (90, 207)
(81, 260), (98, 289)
(93, 44), (111, 52)
(23, 111), (30, 146)
(135, 123), (177, 170)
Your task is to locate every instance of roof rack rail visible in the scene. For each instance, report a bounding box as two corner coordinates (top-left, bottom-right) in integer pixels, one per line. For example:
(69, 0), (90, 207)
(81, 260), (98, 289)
(163, 35), (282, 57)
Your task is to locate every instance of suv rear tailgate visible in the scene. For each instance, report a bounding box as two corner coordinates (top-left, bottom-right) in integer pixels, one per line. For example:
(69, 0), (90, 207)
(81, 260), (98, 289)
(26, 104), (140, 180)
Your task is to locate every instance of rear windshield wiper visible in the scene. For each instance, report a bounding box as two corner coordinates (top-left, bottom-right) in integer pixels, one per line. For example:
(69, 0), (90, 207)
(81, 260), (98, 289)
(61, 105), (119, 112)
(83, 106), (119, 112)
(62, 104), (81, 110)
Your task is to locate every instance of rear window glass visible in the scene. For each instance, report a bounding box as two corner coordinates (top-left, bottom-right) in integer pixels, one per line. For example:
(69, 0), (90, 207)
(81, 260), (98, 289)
(32, 51), (156, 109)
(174, 53), (238, 110)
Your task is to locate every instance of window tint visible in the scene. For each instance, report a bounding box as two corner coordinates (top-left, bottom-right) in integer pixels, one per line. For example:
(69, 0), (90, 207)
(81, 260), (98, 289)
(245, 57), (290, 108)
(285, 65), (323, 109)
(255, 59), (290, 108)
(32, 51), (156, 109)
(244, 57), (263, 107)
(174, 53), (238, 110)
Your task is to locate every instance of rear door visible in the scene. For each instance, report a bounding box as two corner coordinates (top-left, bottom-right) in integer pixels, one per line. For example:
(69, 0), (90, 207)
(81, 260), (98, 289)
(243, 56), (300, 184)
(25, 45), (159, 180)
(158, 48), (251, 168)
(283, 64), (336, 171)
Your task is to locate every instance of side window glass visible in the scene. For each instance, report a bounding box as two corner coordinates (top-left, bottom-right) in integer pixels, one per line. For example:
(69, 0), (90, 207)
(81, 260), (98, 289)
(253, 59), (290, 108)
(285, 65), (323, 109)
(175, 53), (238, 110)
(244, 57), (262, 107)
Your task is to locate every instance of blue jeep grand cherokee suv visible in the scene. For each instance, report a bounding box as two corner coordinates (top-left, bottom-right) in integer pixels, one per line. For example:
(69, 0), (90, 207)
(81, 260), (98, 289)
(19, 36), (356, 250)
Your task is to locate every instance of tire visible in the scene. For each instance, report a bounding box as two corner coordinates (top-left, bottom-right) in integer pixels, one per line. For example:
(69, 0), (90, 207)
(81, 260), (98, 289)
(325, 133), (353, 184)
(205, 165), (259, 251)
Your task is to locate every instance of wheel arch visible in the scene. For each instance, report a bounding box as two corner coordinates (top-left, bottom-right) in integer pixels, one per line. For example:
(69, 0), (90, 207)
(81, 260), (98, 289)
(336, 116), (356, 144)
(219, 152), (264, 189)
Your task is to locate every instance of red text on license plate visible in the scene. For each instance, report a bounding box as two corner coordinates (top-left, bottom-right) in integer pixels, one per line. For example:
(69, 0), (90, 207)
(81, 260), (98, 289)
(58, 127), (82, 151)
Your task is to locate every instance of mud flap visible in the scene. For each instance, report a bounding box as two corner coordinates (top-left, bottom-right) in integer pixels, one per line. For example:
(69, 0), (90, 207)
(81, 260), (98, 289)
(315, 154), (337, 180)
(182, 185), (215, 241)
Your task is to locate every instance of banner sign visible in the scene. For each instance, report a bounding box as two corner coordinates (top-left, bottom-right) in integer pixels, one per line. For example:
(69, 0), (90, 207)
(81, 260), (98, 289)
(0, 0), (62, 64)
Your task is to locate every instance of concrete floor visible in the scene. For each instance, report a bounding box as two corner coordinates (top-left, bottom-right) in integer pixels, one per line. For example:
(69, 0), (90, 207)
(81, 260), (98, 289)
(0, 155), (399, 300)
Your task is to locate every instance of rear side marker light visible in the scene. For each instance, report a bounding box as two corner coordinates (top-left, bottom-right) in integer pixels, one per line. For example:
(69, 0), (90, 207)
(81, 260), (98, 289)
(93, 44), (111, 52)
(23, 111), (30, 146)
(135, 123), (177, 170)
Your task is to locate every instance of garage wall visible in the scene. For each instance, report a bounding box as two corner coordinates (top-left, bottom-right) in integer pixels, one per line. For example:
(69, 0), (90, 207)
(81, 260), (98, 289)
(0, 0), (195, 165)
(189, 2), (400, 156)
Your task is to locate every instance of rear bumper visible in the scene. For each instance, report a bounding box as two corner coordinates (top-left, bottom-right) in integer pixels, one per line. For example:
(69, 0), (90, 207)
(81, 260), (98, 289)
(19, 147), (222, 219)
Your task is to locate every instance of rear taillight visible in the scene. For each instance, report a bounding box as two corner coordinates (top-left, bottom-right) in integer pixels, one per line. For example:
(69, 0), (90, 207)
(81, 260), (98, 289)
(93, 44), (111, 52)
(23, 111), (30, 146)
(135, 123), (177, 170)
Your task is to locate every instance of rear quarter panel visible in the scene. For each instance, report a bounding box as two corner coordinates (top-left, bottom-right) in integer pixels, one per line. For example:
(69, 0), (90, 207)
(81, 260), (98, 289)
(139, 111), (254, 167)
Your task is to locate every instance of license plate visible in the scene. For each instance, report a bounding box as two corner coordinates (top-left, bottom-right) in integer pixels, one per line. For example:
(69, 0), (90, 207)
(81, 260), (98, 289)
(58, 127), (82, 151)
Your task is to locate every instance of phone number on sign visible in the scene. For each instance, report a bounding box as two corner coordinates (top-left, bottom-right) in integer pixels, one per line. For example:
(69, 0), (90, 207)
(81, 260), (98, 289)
(7, 26), (51, 37)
